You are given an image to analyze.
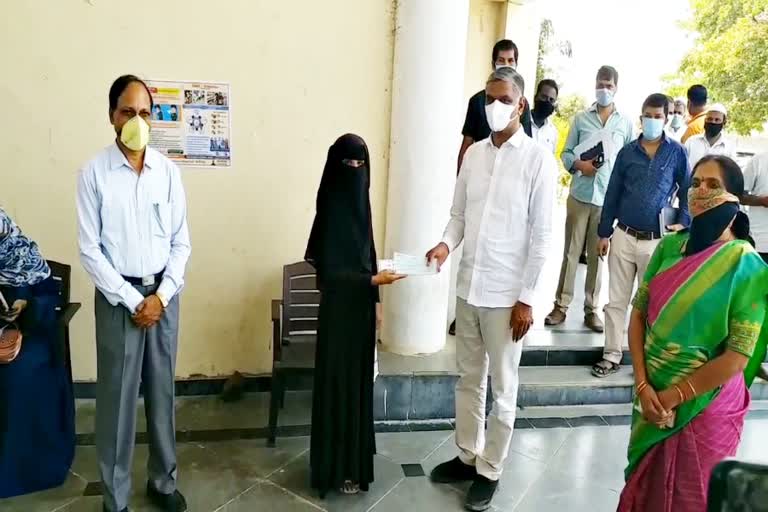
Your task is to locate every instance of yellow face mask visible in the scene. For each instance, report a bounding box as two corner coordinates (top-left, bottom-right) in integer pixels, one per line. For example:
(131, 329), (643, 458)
(119, 115), (151, 152)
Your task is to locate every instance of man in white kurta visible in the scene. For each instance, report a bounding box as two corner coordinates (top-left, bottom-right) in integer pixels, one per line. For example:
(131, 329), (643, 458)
(427, 67), (556, 512)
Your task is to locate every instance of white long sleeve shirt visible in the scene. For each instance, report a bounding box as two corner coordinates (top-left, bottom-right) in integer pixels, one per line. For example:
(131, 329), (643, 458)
(442, 129), (557, 308)
(77, 143), (191, 313)
(743, 152), (768, 253)
(684, 133), (735, 170)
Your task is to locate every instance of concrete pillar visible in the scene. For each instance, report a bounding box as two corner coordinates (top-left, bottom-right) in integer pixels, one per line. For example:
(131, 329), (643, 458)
(381, 0), (470, 355)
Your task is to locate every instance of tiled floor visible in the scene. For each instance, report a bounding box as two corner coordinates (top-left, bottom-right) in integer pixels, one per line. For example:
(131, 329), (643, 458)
(5, 419), (768, 512)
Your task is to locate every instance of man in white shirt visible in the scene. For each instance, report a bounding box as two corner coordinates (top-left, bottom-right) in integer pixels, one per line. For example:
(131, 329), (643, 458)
(531, 78), (560, 155)
(684, 103), (735, 169)
(742, 151), (768, 262)
(665, 97), (687, 141)
(77, 75), (191, 512)
(426, 67), (556, 512)
(742, 150), (768, 381)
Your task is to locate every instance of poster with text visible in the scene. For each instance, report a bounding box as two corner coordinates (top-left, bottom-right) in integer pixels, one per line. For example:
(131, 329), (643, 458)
(146, 80), (231, 168)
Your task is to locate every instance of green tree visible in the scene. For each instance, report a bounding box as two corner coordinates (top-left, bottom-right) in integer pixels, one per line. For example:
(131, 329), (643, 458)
(670, 0), (768, 134)
(536, 19), (555, 86)
(552, 94), (588, 191)
(535, 19), (573, 87)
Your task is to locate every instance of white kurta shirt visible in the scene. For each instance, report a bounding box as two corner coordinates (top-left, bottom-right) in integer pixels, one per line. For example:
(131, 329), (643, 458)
(743, 152), (768, 253)
(531, 118), (559, 155)
(442, 129), (557, 308)
(685, 133), (735, 170)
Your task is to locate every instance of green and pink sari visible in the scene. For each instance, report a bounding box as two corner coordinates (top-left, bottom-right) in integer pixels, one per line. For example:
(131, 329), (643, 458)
(618, 232), (768, 512)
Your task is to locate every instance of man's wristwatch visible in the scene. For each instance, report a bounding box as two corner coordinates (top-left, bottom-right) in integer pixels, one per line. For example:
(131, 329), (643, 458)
(155, 292), (169, 308)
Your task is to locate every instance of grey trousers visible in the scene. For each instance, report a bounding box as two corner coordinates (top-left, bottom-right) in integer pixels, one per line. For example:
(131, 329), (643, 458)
(554, 195), (604, 315)
(95, 285), (179, 512)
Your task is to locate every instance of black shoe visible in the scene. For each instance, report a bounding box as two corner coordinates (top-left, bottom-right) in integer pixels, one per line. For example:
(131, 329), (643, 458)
(430, 457), (477, 483)
(449, 320), (456, 336)
(579, 253), (588, 265)
(147, 483), (187, 512)
(465, 475), (499, 511)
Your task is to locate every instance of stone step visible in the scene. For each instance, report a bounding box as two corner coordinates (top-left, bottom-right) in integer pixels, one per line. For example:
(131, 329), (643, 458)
(373, 367), (768, 421)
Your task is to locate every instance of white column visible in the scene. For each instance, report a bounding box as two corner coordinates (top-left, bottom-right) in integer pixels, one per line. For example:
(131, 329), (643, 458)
(504, 0), (542, 98)
(381, 0), (470, 355)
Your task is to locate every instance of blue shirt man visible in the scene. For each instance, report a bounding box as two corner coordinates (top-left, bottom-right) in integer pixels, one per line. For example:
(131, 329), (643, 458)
(593, 93), (690, 378)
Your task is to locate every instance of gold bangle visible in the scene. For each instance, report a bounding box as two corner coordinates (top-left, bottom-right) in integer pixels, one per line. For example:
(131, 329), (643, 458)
(636, 381), (648, 394)
(674, 384), (686, 405)
(686, 380), (697, 398)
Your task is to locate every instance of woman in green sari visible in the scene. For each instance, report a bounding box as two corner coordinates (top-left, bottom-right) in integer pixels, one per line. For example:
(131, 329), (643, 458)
(618, 155), (768, 512)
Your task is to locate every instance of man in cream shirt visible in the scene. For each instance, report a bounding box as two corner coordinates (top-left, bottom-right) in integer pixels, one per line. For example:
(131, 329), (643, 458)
(425, 67), (556, 512)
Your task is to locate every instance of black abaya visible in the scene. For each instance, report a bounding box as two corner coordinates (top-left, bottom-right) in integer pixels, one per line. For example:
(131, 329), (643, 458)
(305, 134), (378, 497)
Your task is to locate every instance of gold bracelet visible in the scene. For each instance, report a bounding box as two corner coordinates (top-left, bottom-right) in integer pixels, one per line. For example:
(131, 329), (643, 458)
(685, 380), (697, 398)
(674, 384), (686, 405)
(636, 381), (649, 394)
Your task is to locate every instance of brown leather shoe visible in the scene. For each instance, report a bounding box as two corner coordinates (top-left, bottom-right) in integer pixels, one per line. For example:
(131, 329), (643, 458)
(544, 308), (566, 326)
(585, 313), (604, 333)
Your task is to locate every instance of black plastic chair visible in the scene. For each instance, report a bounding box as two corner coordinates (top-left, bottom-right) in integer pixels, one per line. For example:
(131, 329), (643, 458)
(268, 262), (319, 447)
(708, 459), (768, 511)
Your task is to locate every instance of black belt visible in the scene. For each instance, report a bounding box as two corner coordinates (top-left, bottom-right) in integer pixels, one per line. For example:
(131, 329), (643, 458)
(617, 223), (660, 241)
(122, 271), (164, 287)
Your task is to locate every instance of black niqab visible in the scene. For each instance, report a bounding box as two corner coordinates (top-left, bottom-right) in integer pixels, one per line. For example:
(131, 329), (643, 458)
(305, 134), (374, 276)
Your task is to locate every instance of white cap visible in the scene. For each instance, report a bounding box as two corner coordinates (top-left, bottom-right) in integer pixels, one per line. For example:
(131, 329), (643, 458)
(707, 103), (728, 116)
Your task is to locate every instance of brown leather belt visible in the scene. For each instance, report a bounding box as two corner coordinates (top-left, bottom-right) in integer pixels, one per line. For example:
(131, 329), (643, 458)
(617, 223), (660, 241)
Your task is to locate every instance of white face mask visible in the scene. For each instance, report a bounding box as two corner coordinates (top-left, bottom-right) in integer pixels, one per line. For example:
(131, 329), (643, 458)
(495, 63), (517, 71)
(485, 100), (518, 132)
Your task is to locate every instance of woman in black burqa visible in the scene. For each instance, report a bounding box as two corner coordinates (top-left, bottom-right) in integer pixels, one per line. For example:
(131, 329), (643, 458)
(305, 134), (404, 498)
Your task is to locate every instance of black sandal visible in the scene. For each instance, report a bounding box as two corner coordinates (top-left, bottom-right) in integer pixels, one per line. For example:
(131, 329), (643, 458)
(591, 359), (620, 378)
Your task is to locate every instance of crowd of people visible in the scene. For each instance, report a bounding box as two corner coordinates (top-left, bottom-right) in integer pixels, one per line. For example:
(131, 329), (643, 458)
(1, 36), (768, 512)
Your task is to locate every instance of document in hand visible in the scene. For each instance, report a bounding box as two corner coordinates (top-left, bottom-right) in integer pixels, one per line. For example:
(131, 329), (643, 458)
(573, 129), (617, 166)
(378, 252), (438, 276)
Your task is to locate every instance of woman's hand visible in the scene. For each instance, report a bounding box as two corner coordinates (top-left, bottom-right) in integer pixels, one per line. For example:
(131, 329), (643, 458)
(657, 387), (683, 412)
(372, 270), (406, 286)
(0, 299), (28, 322)
(638, 386), (672, 425)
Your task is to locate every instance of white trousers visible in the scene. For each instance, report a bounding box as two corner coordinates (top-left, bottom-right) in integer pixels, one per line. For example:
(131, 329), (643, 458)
(603, 228), (660, 364)
(454, 298), (524, 480)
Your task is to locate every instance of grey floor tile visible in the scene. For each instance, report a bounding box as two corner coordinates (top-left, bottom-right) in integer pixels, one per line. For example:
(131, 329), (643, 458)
(481, 451), (549, 511)
(0, 472), (86, 512)
(369, 477), (467, 512)
(200, 437), (310, 478)
(738, 419), (768, 462)
(512, 467), (621, 512)
(75, 399), (147, 436)
(53, 496), (103, 511)
(544, 426), (629, 492)
(528, 417), (570, 429)
(69, 442), (261, 511)
(567, 416), (608, 427)
(76, 392), (313, 438)
(420, 434), (548, 511)
(508, 427), (572, 463)
(176, 391), (312, 432)
(268, 453), (404, 512)
(218, 480), (323, 511)
(376, 431), (453, 464)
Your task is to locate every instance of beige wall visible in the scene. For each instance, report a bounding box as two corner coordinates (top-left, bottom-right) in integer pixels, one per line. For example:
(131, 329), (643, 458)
(1, 0), (514, 381)
(1, 0), (396, 380)
(464, 0), (508, 100)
